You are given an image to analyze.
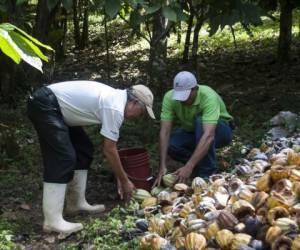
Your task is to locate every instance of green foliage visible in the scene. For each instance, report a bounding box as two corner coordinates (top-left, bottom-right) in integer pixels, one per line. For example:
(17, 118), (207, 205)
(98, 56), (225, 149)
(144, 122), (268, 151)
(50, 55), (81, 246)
(105, 0), (121, 18)
(162, 6), (177, 22)
(0, 220), (18, 250)
(208, 0), (267, 36)
(0, 23), (53, 72)
(84, 202), (141, 249)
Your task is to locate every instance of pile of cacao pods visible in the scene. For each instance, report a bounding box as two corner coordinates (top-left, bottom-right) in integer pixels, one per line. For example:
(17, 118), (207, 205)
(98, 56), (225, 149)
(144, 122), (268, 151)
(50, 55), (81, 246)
(132, 133), (300, 250)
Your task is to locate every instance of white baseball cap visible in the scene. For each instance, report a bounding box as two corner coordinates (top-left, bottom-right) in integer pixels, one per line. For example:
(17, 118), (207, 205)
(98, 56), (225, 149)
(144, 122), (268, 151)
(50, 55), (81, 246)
(172, 71), (197, 101)
(131, 85), (155, 119)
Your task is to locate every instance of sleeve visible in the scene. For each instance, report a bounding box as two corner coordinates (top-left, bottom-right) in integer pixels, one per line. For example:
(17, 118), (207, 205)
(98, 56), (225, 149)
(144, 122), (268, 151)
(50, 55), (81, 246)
(100, 108), (123, 141)
(201, 95), (221, 124)
(160, 92), (175, 121)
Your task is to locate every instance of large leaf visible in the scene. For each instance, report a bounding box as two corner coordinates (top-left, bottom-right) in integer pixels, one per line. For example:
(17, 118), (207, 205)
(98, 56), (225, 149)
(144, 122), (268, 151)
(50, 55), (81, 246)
(105, 0), (120, 18)
(162, 6), (177, 22)
(0, 28), (43, 71)
(0, 23), (14, 31)
(0, 30), (21, 63)
(62, 0), (73, 10)
(145, 3), (161, 15)
(2, 23), (53, 51)
(10, 30), (49, 62)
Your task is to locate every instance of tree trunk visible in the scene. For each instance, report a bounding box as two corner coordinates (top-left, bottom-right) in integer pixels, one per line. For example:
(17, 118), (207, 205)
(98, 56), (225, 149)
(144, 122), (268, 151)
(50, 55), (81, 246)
(73, 0), (81, 48)
(82, 0), (89, 48)
(34, 0), (51, 42)
(149, 11), (169, 91)
(0, 56), (17, 105)
(278, 0), (293, 63)
(177, 22), (181, 44)
(182, 12), (194, 63)
(191, 16), (204, 79)
(34, 0), (59, 42)
(104, 14), (110, 82)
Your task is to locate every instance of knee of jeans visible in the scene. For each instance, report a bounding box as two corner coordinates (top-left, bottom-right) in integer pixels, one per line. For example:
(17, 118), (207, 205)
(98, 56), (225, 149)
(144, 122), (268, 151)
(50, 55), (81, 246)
(168, 144), (182, 156)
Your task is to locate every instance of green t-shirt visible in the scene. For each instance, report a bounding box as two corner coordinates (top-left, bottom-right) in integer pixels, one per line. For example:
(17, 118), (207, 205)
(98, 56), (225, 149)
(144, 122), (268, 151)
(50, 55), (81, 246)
(160, 85), (233, 132)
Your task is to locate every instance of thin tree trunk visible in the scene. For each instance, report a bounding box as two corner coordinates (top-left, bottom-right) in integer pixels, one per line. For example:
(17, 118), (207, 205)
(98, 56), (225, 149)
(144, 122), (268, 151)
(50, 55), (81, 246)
(278, 0), (293, 63)
(177, 22), (181, 44)
(230, 26), (237, 49)
(73, 0), (81, 48)
(104, 14), (110, 82)
(82, 0), (89, 48)
(182, 12), (194, 63)
(191, 16), (204, 79)
(34, 0), (50, 42)
(149, 12), (168, 91)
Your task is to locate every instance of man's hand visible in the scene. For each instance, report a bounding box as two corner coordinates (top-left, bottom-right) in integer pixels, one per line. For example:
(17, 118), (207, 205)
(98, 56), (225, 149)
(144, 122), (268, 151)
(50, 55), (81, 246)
(152, 166), (167, 187)
(119, 179), (136, 202)
(175, 164), (193, 183)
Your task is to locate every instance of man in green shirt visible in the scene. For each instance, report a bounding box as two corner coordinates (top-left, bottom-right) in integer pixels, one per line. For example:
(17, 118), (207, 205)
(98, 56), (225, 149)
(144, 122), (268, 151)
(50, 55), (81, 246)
(153, 71), (234, 185)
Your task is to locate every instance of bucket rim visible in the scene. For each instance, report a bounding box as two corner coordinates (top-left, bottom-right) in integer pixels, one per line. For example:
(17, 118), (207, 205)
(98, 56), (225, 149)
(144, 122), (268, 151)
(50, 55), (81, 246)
(118, 147), (147, 152)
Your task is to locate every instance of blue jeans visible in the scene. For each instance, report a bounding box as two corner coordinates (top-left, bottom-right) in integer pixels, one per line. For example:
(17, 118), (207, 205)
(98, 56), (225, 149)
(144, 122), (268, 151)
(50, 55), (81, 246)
(168, 117), (233, 178)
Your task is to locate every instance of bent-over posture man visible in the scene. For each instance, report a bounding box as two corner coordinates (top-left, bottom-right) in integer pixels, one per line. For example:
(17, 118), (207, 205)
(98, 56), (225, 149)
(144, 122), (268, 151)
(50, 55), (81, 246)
(154, 71), (233, 185)
(27, 81), (155, 234)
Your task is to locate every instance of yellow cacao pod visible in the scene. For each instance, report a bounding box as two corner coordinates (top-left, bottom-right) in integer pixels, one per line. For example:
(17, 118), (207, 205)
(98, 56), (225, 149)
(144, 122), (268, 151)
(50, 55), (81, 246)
(216, 229), (234, 249)
(141, 197), (157, 208)
(185, 232), (206, 250)
(265, 226), (282, 244)
(256, 170), (271, 192)
(230, 233), (252, 250)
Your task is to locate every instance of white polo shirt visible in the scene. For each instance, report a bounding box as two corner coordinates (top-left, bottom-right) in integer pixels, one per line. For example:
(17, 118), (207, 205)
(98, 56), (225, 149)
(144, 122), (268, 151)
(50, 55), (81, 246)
(48, 81), (127, 141)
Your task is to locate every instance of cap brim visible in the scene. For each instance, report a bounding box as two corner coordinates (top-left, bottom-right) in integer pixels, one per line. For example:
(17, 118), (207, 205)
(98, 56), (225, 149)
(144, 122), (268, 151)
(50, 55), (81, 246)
(146, 106), (156, 119)
(172, 89), (191, 101)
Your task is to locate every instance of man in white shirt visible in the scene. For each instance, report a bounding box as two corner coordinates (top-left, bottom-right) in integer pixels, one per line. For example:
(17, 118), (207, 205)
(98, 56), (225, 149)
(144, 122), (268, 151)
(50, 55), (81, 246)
(27, 81), (155, 234)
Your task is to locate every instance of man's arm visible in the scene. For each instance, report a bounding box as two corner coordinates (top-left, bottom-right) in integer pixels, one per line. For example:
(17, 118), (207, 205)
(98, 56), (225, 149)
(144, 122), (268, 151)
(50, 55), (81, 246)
(153, 120), (173, 186)
(103, 137), (135, 201)
(176, 124), (216, 183)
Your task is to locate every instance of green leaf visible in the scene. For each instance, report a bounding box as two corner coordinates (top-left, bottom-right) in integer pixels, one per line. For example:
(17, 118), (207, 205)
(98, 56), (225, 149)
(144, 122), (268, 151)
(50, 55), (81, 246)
(105, 0), (120, 18)
(62, 0), (73, 10)
(0, 30), (21, 64)
(145, 4), (161, 15)
(0, 23), (15, 31)
(16, 0), (27, 5)
(10, 30), (49, 62)
(7, 31), (44, 71)
(162, 6), (177, 22)
(3, 23), (53, 51)
(47, 0), (60, 11)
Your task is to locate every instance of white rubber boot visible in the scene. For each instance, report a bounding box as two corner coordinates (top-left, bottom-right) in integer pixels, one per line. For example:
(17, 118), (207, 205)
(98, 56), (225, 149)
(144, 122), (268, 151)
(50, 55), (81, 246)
(65, 170), (105, 214)
(43, 182), (83, 234)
